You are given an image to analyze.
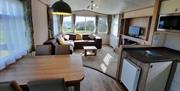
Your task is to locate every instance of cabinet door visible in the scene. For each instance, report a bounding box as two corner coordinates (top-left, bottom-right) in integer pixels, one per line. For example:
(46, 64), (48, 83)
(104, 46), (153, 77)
(144, 62), (172, 91)
(160, 0), (180, 14)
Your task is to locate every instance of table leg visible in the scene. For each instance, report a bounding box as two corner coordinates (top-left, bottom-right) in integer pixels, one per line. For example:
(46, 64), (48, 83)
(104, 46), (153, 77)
(74, 83), (80, 91)
(93, 50), (97, 56)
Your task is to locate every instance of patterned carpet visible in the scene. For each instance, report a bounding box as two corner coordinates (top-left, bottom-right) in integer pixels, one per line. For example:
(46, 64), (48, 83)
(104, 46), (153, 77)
(74, 45), (120, 78)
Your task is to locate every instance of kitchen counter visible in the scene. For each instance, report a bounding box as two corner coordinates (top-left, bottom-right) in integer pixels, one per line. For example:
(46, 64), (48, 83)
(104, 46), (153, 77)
(119, 47), (180, 91)
(123, 47), (180, 63)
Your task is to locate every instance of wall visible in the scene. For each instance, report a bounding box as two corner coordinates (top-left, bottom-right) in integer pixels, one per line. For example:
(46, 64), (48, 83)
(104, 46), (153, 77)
(31, 0), (49, 45)
(97, 33), (109, 45)
(164, 34), (180, 51)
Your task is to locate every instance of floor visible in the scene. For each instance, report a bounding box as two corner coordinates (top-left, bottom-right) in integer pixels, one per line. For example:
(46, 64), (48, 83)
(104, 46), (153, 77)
(69, 67), (126, 91)
(75, 45), (120, 78)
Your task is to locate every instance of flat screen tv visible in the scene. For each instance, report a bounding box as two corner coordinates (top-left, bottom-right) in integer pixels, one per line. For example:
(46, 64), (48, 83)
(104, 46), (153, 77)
(128, 26), (141, 37)
(158, 15), (180, 31)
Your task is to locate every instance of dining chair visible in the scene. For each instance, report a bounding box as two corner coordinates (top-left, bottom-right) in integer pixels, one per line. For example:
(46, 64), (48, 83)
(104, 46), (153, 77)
(27, 79), (67, 91)
(35, 45), (52, 56)
(0, 81), (22, 91)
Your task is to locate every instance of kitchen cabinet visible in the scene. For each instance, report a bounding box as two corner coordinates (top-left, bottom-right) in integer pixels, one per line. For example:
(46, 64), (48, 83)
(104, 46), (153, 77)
(160, 0), (180, 14)
(118, 47), (180, 91)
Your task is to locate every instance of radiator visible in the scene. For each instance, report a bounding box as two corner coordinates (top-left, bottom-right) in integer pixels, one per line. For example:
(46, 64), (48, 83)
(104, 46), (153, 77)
(121, 58), (141, 91)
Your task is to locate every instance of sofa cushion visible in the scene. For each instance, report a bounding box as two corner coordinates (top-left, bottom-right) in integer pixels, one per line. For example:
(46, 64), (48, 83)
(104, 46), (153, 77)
(58, 37), (65, 45)
(88, 33), (96, 39)
(64, 40), (74, 47)
(74, 40), (95, 49)
(63, 35), (70, 40)
(76, 33), (83, 40)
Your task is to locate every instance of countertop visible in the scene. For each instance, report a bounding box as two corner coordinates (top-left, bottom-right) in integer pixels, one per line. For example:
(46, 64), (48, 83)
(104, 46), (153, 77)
(124, 47), (180, 63)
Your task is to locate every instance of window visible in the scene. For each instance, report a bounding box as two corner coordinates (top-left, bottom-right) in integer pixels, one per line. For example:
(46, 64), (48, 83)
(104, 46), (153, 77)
(53, 15), (59, 37)
(0, 0), (30, 69)
(98, 16), (108, 33)
(76, 16), (95, 33)
(63, 16), (73, 33)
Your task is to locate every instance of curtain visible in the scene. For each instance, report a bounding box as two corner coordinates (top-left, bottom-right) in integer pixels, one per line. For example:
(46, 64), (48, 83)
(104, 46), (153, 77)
(0, 0), (30, 70)
(47, 7), (53, 38)
(59, 15), (63, 34)
(95, 16), (99, 34)
(107, 15), (112, 35)
(72, 14), (76, 33)
(23, 0), (34, 51)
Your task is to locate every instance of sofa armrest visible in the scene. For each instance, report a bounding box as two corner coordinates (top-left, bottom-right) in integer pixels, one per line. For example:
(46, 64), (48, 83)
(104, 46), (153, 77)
(94, 36), (102, 49)
(55, 45), (71, 55)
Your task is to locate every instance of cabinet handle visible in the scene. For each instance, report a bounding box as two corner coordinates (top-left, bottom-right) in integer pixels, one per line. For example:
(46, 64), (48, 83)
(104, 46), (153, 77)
(150, 65), (153, 68)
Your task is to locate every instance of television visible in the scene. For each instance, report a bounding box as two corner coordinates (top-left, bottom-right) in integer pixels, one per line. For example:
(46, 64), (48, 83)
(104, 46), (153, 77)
(158, 15), (180, 31)
(128, 26), (141, 37)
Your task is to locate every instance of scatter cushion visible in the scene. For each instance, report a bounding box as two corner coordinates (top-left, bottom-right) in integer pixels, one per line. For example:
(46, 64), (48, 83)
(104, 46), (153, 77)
(88, 33), (96, 39)
(64, 40), (74, 47)
(76, 33), (82, 40)
(63, 35), (70, 40)
(58, 37), (65, 45)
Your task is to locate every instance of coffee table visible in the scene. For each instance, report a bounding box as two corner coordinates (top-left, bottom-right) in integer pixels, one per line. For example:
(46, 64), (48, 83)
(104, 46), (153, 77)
(83, 46), (97, 56)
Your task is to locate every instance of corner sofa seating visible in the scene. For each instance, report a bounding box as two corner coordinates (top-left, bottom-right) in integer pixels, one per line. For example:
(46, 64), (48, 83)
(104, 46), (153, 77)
(43, 34), (102, 55)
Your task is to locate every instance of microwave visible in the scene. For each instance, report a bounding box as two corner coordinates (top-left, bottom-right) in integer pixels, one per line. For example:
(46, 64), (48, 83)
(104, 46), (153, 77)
(157, 14), (180, 31)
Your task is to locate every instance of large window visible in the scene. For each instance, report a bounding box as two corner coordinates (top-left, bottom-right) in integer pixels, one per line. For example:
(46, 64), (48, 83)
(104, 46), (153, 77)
(63, 16), (73, 33)
(0, 0), (30, 69)
(98, 16), (108, 33)
(76, 16), (95, 33)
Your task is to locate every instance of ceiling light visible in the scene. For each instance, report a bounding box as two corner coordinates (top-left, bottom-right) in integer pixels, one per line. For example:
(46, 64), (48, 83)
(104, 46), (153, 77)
(52, 0), (72, 15)
(93, 4), (96, 7)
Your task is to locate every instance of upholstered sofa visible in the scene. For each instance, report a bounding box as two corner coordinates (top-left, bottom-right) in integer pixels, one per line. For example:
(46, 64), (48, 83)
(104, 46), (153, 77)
(43, 34), (102, 55)
(68, 34), (102, 49)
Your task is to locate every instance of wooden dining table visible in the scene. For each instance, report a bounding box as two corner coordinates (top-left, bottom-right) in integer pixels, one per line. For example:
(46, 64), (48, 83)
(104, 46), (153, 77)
(0, 54), (84, 91)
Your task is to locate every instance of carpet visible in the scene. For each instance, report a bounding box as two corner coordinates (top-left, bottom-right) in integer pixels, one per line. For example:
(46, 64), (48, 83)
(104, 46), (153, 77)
(75, 45), (120, 78)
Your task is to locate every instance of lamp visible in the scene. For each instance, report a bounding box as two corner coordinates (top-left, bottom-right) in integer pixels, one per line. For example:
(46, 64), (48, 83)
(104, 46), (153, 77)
(51, 0), (72, 15)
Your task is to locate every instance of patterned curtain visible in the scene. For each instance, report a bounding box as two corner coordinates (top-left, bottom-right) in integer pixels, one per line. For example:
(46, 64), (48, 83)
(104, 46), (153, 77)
(72, 14), (76, 33)
(107, 15), (112, 35)
(47, 7), (54, 39)
(95, 16), (99, 34)
(59, 15), (64, 34)
(22, 0), (34, 51)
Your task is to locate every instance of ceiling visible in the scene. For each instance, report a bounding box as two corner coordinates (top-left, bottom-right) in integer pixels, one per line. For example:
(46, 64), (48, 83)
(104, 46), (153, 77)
(43, 0), (154, 14)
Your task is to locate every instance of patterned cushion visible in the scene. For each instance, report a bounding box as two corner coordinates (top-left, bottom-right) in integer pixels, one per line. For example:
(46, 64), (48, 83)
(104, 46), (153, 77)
(76, 33), (82, 40)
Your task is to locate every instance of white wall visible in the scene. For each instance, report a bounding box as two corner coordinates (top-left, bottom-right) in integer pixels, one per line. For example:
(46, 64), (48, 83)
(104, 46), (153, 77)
(164, 34), (180, 51)
(97, 33), (109, 45)
(32, 0), (49, 45)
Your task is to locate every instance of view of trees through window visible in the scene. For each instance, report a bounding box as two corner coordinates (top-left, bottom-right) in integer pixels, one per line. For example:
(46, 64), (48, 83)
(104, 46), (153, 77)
(63, 16), (72, 33)
(60, 16), (108, 33)
(98, 16), (108, 32)
(76, 16), (95, 33)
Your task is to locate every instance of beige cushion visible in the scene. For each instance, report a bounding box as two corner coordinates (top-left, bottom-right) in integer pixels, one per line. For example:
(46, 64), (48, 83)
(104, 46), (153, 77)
(76, 33), (82, 40)
(58, 37), (65, 45)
